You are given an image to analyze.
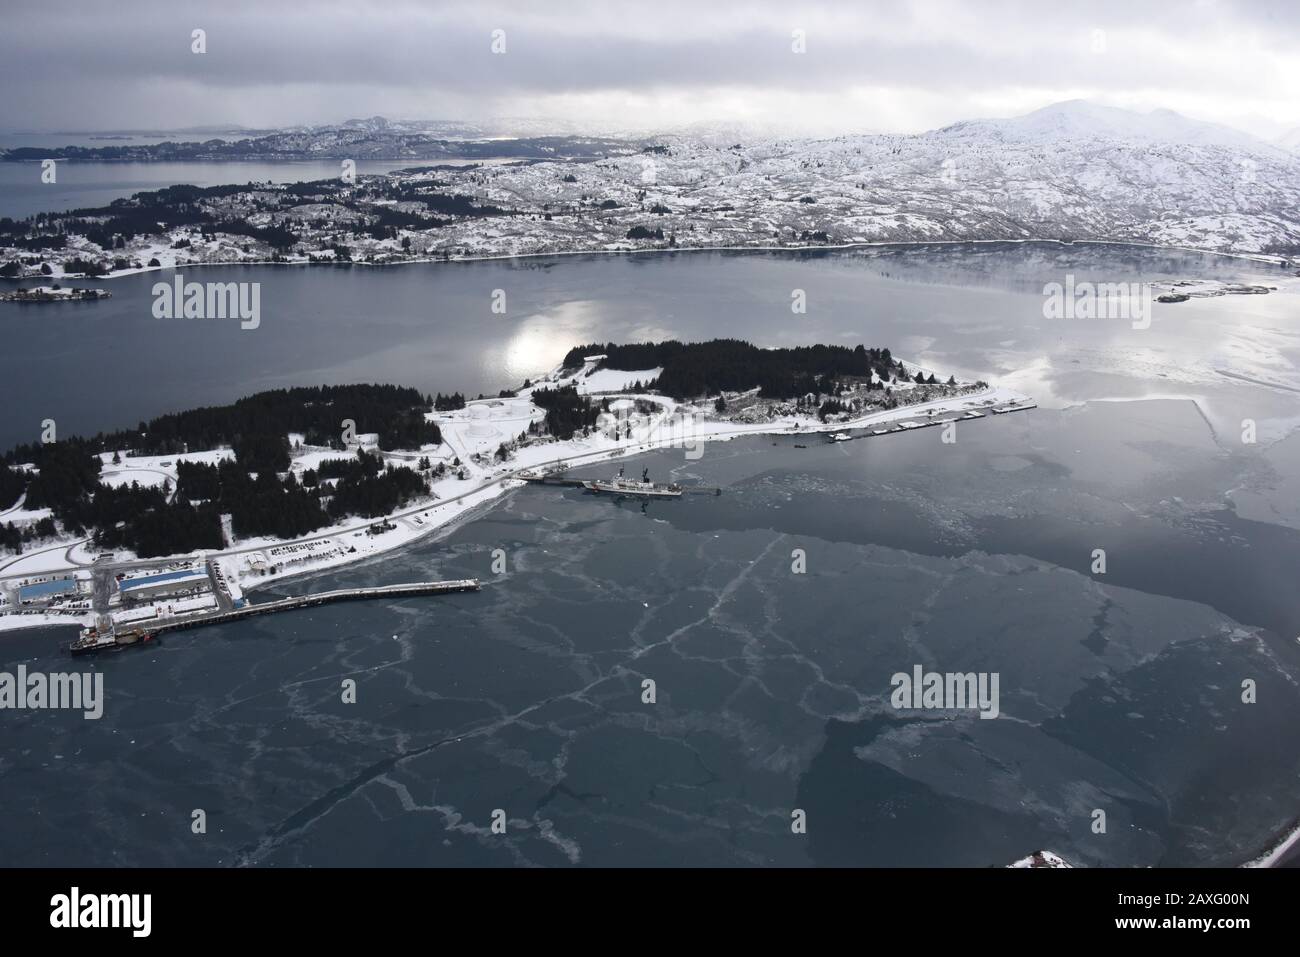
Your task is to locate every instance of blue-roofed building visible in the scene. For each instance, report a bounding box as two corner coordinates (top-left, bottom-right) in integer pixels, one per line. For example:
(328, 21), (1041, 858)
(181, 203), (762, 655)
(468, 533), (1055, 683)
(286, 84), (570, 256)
(118, 568), (210, 602)
(19, 577), (80, 604)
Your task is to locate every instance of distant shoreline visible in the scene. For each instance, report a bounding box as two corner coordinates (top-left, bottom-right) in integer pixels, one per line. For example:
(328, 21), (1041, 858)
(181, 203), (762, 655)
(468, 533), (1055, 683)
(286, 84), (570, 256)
(1242, 816), (1300, 868)
(8, 237), (1291, 285)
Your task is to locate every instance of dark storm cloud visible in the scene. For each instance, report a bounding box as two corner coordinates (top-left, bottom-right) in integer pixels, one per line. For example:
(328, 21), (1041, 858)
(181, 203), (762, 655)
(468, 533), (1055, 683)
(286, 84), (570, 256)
(2, 0), (1297, 135)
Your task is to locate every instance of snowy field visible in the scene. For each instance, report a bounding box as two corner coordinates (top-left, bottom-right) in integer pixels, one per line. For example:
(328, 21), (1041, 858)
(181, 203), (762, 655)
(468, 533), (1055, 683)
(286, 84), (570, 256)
(574, 367), (663, 393)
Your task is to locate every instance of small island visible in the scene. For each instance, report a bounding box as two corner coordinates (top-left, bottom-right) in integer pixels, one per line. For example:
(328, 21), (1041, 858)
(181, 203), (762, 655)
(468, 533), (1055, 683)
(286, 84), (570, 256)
(1151, 279), (1273, 303)
(0, 285), (111, 303)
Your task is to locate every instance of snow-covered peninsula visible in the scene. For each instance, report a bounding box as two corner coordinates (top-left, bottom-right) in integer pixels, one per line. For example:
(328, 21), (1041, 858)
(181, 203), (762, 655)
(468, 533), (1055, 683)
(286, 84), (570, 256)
(0, 347), (1031, 636)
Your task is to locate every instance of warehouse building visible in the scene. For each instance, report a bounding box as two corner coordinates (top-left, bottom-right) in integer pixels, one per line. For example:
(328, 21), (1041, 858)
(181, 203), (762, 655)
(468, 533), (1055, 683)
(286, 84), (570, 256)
(18, 577), (82, 605)
(117, 568), (211, 603)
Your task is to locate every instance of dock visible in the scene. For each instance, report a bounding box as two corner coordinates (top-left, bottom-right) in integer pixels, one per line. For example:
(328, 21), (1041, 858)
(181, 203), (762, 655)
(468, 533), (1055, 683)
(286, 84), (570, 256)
(516, 473), (589, 487)
(70, 579), (480, 654)
(517, 471), (722, 495)
(157, 579), (481, 635)
(819, 401), (1038, 444)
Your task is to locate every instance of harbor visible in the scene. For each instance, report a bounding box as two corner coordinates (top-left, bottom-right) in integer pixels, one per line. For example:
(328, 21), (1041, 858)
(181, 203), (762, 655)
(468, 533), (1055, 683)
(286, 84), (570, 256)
(823, 400), (1038, 444)
(69, 579), (480, 655)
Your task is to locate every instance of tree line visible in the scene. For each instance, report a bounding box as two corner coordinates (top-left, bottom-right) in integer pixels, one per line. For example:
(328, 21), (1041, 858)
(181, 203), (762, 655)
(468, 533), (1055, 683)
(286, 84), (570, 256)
(530, 385), (602, 439)
(0, 385), (442, 557)
(4, 384), (441, 476)
(5, 450), (433, 558)
(563, 339), (899, 400)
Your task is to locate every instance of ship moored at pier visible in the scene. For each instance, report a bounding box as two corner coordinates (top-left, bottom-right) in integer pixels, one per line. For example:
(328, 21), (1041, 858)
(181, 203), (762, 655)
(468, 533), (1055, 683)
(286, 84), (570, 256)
(70, 625), (158, 656)
(582, 467), (683, 498)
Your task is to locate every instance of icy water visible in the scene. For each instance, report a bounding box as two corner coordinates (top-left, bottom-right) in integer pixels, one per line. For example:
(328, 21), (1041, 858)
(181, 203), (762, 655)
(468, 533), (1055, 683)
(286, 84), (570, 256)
(2, 243), (1300, 866)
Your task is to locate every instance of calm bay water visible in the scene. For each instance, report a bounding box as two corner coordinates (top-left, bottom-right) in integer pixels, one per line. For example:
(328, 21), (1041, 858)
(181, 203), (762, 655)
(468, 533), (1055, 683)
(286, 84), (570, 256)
(0, 159), (418, 220)
(2, 243), (1295, 452)
(2, 243), (1299, 866)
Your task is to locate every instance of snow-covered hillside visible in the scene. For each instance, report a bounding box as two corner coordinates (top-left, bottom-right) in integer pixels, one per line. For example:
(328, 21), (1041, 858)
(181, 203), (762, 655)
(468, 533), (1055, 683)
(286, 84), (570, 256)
(440, 100), (1300, 258)
(5, 101), (1300, 277)
(944, 100), (1282, 153)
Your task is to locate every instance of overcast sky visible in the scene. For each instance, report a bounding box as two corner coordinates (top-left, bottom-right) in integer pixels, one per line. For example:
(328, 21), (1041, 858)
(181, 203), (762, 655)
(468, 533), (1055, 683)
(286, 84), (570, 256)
(4, 0), (1299, 140)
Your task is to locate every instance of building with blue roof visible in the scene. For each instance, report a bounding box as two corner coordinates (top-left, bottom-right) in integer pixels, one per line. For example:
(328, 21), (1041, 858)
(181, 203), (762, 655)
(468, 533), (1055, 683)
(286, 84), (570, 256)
(118, 568), (210, 602)
(18, 577), (80, 604)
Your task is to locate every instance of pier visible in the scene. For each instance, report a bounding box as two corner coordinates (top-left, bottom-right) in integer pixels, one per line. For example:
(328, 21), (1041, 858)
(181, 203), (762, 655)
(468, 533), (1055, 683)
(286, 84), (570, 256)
(70, 580), (480, 654)
(821, 401), (1038, 444)
(155, 579), (481, 635)
(516, 473), (589, 487)
(517, 473), (722, 495)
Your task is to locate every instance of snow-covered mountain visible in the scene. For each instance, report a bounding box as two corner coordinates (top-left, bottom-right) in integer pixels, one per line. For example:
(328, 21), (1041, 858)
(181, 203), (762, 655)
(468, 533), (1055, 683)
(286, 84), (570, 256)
(939, 100), (1285, 154)
(470, 99), (1295, 257)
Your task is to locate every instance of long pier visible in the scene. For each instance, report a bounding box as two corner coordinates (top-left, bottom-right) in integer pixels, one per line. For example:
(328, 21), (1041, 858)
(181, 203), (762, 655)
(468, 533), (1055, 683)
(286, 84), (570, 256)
(518, 475), (589, 487)
(72, 580), (480, 653)
(155, 580), (480, 635)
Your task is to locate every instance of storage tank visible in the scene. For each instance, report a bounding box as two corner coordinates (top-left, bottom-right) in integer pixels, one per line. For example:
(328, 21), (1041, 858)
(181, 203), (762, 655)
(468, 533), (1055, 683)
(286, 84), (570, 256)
(466, 403), (496, 437)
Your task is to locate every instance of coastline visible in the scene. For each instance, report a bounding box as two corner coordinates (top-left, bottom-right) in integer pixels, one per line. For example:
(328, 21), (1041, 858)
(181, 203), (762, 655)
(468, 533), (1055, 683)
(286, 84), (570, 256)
(4, 363), (1296, 870)
(1242, 817), (1300, 868)
(4, 236), (1292, 285)
(0, 379), (1028, 631)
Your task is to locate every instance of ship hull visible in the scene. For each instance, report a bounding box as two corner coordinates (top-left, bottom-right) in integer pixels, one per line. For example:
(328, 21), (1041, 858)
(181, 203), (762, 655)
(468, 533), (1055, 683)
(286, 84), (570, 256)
(70, 631), (158, 656)
(583, 480), (682, 498)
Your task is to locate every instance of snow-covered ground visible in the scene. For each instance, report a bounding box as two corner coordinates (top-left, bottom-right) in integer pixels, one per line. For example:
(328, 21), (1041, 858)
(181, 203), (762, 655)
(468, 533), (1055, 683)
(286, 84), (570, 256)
(574, 367), (663, 393)
(1008, 850), (1072, 868)
(89, 449), (236, 495)
(0, 542), (86, 577)
(195, 377), (1029, 598)
(4, 102), (1298, 281)
(0, 363), (1031, 628)
(0, 613), (87, 633)
(0, 504), (53, 525)
(1242, 820), (1300, 868)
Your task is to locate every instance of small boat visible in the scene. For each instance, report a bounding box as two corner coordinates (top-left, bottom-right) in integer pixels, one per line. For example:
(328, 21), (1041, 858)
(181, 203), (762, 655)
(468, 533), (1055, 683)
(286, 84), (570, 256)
(829, 432), (852, 442)
(583, 466), (683, 498)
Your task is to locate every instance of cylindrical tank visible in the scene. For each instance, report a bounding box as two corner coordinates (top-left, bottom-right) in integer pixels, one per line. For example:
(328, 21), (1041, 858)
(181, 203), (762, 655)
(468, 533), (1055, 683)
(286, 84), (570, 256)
(467, 403), (496, 437)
